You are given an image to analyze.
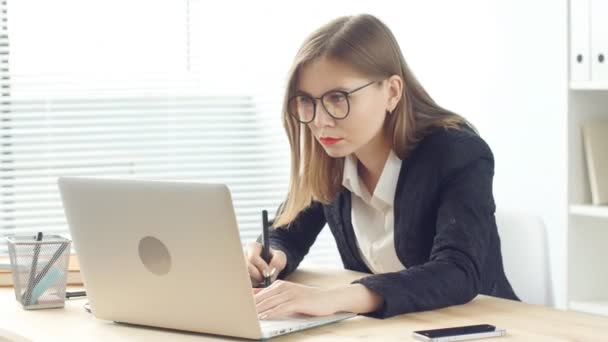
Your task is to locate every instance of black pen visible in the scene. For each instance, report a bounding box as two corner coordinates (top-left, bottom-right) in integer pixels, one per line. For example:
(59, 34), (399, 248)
(66, 290), (87, 299)
(262, 210), (271, 287)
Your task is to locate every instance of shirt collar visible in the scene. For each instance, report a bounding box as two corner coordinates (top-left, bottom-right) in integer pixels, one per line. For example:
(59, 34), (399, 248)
(374, 150), (402, 207)
(342, 150), (402, 208)
(342, 153), (369, 201)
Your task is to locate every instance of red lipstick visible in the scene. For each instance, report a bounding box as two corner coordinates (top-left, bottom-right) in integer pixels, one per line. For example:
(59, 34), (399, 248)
(319, 137), (343, 145)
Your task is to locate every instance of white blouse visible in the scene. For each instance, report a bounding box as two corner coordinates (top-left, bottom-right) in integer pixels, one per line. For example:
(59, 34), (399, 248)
(341, 150), (406, 274)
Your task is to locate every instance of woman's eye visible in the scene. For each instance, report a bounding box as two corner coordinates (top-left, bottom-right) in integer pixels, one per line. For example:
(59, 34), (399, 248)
(298, 96), (313, 105)
(328, 93), (345, 103)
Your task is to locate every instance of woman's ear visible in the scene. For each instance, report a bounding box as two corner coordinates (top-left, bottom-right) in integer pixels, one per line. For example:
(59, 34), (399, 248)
(386, 75), (403, 112)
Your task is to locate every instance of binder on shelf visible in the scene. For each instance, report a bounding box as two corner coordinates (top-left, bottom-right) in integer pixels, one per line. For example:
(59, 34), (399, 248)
(570, 0), (590, 81)
(591, 0), (608, 81)
(582, 121), (608, 205)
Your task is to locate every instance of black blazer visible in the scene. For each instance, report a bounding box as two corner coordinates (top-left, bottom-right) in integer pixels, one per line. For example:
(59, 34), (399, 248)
(265, 126), (519, 319)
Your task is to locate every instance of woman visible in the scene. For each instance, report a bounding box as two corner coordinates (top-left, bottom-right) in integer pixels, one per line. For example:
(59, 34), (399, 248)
(246, 13), (518, 320)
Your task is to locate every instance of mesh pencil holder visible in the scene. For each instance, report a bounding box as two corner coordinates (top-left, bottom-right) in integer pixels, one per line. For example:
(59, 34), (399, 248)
(6, 235), (71, 310)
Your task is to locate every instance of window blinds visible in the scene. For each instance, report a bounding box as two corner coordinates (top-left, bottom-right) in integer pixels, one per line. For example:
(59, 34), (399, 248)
(0, 0), (341, 267)
(0, 73), (294, 253)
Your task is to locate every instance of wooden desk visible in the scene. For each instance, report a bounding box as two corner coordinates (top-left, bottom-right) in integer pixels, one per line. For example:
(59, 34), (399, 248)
(1, 266), (607, 341)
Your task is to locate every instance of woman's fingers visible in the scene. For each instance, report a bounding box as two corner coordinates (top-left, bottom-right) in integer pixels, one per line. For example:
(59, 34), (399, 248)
(251, 251), (271, 271)
(254, 280), (284, 304)
(259, 302), (294, 320)
(268, 248), (287, 279)
(248, 263), (263, 284)
(245, 242), (271, 282)
(254, 282), (337, 320)
(254, 281), (295, 319)
(256, 291), (292, 316)
(246, 243), (289, 286)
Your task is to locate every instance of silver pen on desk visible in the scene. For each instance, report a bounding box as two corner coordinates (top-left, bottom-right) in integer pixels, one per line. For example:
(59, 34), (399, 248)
(23, 232), (43, 305)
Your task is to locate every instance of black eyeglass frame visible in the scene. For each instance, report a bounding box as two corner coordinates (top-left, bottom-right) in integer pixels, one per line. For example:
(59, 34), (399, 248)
(287, 80), (378, 124)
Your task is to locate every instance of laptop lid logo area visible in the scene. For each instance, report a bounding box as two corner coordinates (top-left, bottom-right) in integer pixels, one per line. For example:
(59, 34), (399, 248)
(138, 236), (172, 276)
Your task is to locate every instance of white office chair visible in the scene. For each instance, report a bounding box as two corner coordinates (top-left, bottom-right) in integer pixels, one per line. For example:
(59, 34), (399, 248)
(495, 210), (553, 306)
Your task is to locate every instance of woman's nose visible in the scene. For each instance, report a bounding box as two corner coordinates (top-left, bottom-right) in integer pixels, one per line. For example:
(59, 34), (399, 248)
(312, 102), (335, 128)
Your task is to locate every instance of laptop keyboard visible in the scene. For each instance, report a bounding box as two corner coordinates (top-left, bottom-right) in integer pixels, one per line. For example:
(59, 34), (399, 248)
(259, 313), (355, 336)
(260, 314), (317, 330)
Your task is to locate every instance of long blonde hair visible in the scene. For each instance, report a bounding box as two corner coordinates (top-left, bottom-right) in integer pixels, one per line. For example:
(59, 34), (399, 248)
(273, 14), (470, 228)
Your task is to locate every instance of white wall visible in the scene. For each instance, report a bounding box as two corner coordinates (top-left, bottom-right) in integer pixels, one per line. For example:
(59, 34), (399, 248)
(9, 0), (188, 74)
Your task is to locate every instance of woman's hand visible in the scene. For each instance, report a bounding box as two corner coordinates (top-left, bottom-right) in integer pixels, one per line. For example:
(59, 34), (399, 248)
(244, 241), (287, 287)
(253, 281), (341, 319)
(254, 281), (384, 319)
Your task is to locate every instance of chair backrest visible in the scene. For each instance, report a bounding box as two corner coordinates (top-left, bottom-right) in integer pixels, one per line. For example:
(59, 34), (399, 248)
(495, 210), (553, 306)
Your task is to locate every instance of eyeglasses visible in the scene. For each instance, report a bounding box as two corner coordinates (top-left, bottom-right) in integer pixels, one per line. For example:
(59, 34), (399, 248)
(288, 81), (377, 124)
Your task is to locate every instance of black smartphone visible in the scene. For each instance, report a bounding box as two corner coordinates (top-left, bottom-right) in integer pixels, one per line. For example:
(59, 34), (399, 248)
(412, 324), (506, 341)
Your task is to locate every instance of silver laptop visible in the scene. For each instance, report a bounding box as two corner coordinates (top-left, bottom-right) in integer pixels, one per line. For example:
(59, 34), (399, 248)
(58, 177), (355, 340)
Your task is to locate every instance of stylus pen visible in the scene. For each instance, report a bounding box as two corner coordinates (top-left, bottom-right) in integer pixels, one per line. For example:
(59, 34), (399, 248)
(262, 210), (271, 287)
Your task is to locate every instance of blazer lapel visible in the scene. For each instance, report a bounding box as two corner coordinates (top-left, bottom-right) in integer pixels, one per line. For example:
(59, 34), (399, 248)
(339, 190), (370, 273)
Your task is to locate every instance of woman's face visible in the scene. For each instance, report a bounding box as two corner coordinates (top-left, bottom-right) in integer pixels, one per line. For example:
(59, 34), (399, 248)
(295, 57), (395, 159)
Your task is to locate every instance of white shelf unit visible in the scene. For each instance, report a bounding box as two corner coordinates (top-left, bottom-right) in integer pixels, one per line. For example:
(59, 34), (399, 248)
(570, 81), (608, 90)
(569, 204), (608, 218)
(567, 0), (608, 316)
(567, 90), (608, 318)
(569, 300), (608, 317)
